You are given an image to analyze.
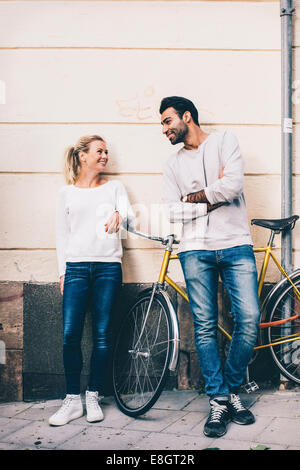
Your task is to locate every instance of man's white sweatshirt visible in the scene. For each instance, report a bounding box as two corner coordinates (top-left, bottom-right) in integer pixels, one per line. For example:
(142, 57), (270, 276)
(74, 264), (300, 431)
(162, 130), (252, 253)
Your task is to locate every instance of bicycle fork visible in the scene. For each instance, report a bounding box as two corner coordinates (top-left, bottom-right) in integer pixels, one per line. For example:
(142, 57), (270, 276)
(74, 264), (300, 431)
(158, 285), (180, 372)
(131, 282), (180, 372)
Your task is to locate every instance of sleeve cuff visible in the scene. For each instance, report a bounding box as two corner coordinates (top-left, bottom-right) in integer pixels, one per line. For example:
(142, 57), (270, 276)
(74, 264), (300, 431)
(204, 187), (214, 205)
(196, 203), (208, 217)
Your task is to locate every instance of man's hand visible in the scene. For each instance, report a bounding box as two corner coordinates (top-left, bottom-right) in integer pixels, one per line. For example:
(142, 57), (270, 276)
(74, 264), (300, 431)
(219, 166), (225, 179)
(105, 211), (122, 234)
(185, 189), (208, 204)
(181, 166), (225, 205)
(183, 192), (225, 212)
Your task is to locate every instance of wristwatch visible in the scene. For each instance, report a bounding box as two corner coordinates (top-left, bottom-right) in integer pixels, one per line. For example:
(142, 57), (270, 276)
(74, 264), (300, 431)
(182, 195), (188, 203)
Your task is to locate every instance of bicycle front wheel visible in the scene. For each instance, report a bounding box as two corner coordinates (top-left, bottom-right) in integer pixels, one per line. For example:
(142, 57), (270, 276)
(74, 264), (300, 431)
(267, 273), (300, 384)
(112, 291), (174, 417)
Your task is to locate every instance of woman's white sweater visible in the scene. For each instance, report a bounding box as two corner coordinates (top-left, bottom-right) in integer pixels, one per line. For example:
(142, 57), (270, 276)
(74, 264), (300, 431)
(56, 180), (135, 277)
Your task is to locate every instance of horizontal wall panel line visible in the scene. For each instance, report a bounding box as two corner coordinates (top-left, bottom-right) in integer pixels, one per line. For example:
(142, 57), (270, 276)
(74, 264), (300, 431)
(0, 122), (283, 127)
(0, 171), (287, 176)
(1, 248), (299, 253)
(0, 1), (282, 2)
(0, 122), (160, 126)
(0, 248), (55, 251)
(124, 248), (300, 252)
(0, 247), (163, 251)
(0, 171), (161, 176)
(0, 47), (281, 52)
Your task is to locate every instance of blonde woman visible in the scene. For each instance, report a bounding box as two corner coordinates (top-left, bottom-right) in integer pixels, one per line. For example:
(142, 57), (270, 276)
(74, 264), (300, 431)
(49, 135), (135, 426)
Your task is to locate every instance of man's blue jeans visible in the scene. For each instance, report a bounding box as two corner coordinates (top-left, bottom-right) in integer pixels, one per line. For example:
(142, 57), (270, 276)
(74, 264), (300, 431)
(62, 261), (122, 395)
(178, 245), (260, 398)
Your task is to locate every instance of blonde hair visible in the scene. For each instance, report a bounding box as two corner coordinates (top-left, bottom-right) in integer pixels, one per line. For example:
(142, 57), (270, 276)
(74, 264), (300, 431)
(63, 135), (105, 184)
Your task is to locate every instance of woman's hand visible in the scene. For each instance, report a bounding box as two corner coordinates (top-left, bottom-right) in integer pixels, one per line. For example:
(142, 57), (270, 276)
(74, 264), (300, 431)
(59, 275), (65, 296)
(104, 211), (122, 234)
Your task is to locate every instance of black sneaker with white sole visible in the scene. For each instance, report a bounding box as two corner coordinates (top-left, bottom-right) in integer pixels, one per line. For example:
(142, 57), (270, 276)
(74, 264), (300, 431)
(203, 398), (231, 438)
(227, 393), (255, 425)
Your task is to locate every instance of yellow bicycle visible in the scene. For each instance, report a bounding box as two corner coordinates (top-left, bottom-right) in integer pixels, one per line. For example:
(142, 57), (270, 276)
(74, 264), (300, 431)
(112, 215), (300, 417)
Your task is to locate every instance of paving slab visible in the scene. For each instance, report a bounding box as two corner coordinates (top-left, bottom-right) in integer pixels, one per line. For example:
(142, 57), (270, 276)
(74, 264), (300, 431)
(31, 399), (66, 409)
(56, 426), (149, 450)
(0, 417), (32, 440)
(86, 410), (134, 429)
(0, 442), (25, 450)
(12, 404), (55, 422)
(256, 417), (300, 447)
(69, 403), (136, 429)
(0, 402), (33, 418)
(161, 411), (206, 434)
(206, 439), (287, 451)
(0, 418), (86, 449)
(252, 393), (300, 418)
(131, 431), (214, 451)
(123, 409), (187, 433)
(153, 390), (199, 411)
(177, 395), (210, 413)
(208, 415), (274, 442)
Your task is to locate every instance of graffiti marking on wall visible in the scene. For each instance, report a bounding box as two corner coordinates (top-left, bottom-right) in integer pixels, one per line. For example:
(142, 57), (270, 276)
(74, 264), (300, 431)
(116, 86), (157, 121)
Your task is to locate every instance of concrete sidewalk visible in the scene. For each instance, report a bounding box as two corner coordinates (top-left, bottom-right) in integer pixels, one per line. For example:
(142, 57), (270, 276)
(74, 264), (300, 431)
(0, 387), (299, 451)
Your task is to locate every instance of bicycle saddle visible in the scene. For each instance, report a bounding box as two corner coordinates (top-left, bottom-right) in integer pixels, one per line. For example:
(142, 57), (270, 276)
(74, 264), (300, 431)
(251, 215), (299, 231)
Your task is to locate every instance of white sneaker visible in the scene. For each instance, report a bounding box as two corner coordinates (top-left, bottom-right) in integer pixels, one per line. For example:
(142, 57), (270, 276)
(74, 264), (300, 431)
(49, 394), (83, 426)
(85, 391), (104, 422)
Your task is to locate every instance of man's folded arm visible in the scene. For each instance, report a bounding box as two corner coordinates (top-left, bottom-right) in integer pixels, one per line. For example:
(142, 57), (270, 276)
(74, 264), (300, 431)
(185, 131), (244, 205)
(162, 163), (207, 223)
(204, 131), (244, 204)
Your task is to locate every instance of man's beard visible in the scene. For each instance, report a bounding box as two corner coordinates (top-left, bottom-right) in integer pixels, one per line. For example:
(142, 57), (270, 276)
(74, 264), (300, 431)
(168, 123), (188, 145)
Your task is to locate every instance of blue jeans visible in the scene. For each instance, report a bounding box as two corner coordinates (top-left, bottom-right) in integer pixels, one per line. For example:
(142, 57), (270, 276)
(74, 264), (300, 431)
(62, 261), (122, 395)
(178, 245), (260, 399)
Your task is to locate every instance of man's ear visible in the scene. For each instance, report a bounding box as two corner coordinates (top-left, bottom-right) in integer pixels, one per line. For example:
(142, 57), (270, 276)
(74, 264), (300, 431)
(183, 111), (191, 123)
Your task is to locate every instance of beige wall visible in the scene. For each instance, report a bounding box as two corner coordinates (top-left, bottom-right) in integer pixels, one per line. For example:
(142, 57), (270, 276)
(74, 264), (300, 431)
(0, 0), (299, 283)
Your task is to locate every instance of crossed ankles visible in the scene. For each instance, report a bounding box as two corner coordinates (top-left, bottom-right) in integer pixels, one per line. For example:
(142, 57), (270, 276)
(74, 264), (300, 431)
(227, 393), (255, 425)
(204, 394), (255, 438)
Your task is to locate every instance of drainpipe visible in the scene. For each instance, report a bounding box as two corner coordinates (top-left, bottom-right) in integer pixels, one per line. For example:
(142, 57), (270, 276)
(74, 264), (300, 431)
(280, 1), (295, 388)
(280, 0), (295, 274)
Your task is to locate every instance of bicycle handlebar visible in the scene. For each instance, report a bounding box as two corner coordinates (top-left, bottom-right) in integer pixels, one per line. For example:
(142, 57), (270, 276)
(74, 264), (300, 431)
(122, 221), (180, 245)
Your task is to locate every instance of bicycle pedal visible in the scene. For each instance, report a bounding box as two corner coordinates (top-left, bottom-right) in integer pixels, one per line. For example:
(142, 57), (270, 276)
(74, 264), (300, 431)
(243, 381), (259, 394)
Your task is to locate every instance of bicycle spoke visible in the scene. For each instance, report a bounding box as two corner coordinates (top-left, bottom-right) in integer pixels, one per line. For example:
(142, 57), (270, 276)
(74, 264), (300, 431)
(268, 275), (300, 384)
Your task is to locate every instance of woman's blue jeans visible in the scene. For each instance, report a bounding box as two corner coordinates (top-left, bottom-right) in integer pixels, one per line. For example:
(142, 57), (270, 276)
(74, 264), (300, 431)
(62, 261), (122, 395)
(178, 245), (260, 399)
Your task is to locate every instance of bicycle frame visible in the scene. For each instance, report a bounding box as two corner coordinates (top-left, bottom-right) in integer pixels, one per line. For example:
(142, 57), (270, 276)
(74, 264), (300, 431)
(155, 232), (300, 352)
